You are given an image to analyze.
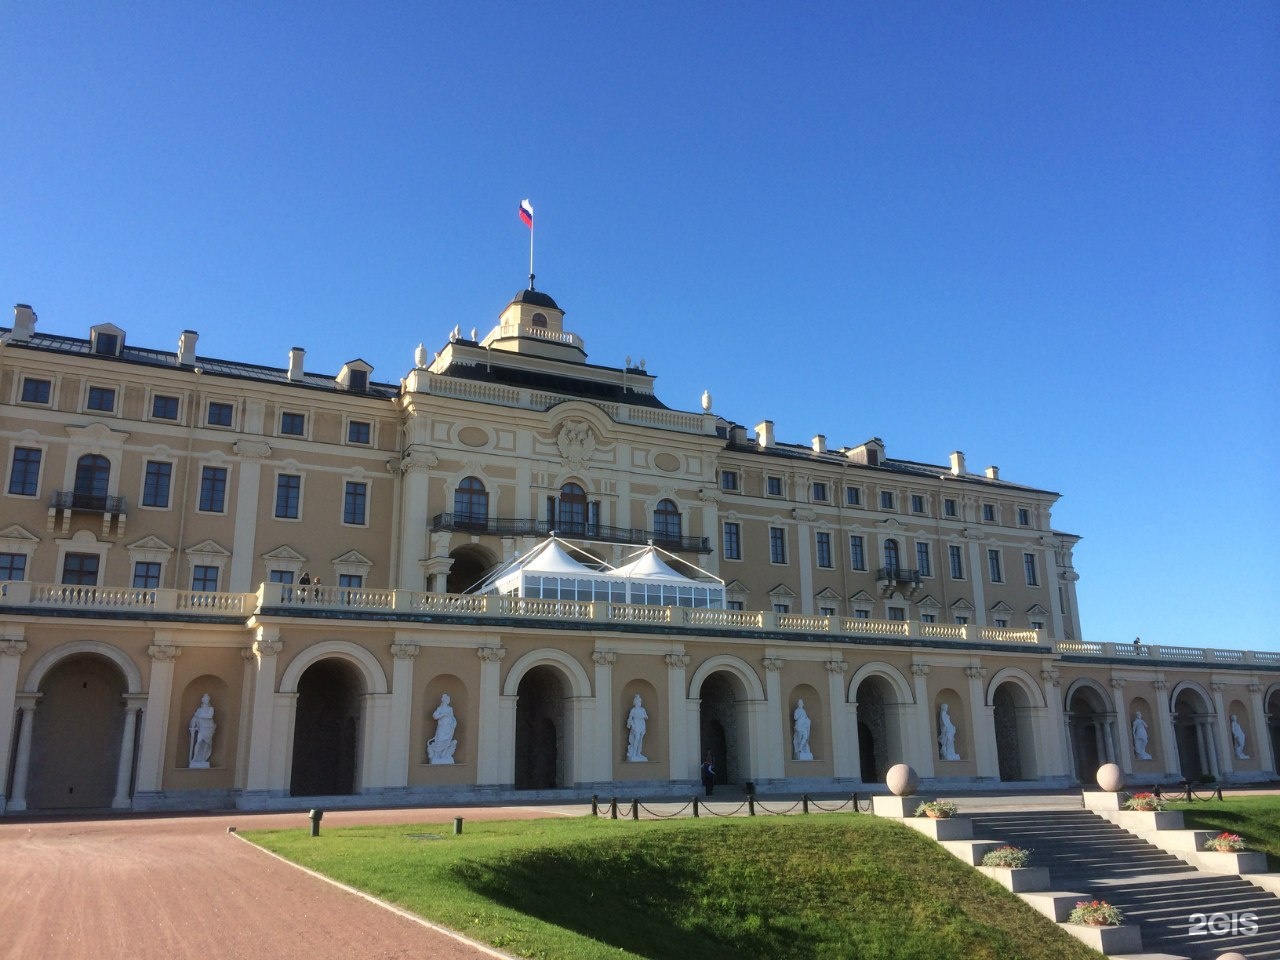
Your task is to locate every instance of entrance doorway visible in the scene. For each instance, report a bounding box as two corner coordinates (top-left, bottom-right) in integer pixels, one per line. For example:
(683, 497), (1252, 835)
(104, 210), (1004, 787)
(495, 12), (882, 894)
(1066, 685), (1113, 783)
(290, 659), (362, 796)
(993, 682), (1039, 782)
(514, 666), (566, 789)
(698, 672), (743, 786)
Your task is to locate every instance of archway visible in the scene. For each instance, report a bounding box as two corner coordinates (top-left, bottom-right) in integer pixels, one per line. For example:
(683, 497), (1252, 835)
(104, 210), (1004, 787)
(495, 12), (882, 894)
(855, 677), (892, 782)
(1172, 685), (1217, 782)
(698, 671), (746, 785)
(27, 654), (128, 809)
(1066, 683), (1114, 783)
(993, 682), (1039, 781)
(514, 666), (567, 789)
(447, 543), (498, 594)
(290, 659), (363, 796)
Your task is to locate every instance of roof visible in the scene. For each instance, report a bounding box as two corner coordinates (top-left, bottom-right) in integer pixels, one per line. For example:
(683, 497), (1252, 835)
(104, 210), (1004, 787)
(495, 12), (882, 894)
(509, 288), (561, 311)
(440, 360), (670, 409)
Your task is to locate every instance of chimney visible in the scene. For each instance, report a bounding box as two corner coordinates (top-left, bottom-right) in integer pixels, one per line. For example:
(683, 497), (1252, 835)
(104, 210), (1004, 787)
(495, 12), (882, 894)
(755, 419), (774, 449)
(288, 346), (305, 381)
(812, 434), (827, 454)
(949, 451), (966, 476)
(985, 465), (1000, 480)
(11, 304), (36, 342)
(177, 329), (198, 366)
(730, 424), (748, 445)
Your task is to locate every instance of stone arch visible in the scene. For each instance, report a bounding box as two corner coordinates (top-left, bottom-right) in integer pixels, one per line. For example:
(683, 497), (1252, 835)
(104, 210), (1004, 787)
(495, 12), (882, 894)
(990, 678), (1042, 781)
(985, 667), (1046, 708)
(1169, 680), (1214, 713)
(279, 640), (388, 695)
(1064, 677), (1115, 782)
(447, 542), (500, 593)
(687, 655), (765, 701)
(1171, 681), (1218, 782)
(503, 648), (592, 699)
(23, 640), (143, 694)
(846, 662), (914, 705)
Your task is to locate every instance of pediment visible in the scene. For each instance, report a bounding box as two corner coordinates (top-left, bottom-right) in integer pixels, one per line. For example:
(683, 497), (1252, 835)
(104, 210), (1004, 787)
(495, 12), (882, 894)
(768, 583), (796, 599)
(724, 579), (749, 596)
(950, 598), (975, 612)
(127, 535), (173, 553)
(990, 601), (1014, 614)
(0, 524), (39, 545)
(1026, 603), (1049, 616)
(261, 545), (307, 563)
(848, 590), (876, 604)
(185, 539), (231, 558)
(814, 587), (841, 601)
(333, 550), (373, 566)
(917, 594), (940, 610)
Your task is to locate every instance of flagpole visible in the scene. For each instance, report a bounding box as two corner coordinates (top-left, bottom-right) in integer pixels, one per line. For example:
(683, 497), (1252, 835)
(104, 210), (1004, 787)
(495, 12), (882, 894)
(529, 216), (535, 290)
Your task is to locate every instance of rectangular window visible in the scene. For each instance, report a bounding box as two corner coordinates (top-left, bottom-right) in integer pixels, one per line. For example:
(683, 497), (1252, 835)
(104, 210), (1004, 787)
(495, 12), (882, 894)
(1024, 552), (1039, 586)
(269, 569), (294, 584)
(347, 420), (371, 444)
(198, 466), (228, 513)
(955, 615), (970, 625)
(982, 503), (996, 522)
(275, 474), (302, 519)
(21, 378), (51, 404)
(845, 486), (861, 506)
(722, 522), (741, 560)
(207, 401), (233, 427)
(338, 574), (363, 589)
(191, 565), (219, 592)
(911, 494), (925, 514)
(949, 544), (964, 579)
(720, 470), (739, 492)
(94, 332), (120, 356)
(132, 561), (161, 589)
(343, 481), (368, 525)
(348, 369), (369, 392)
(280, 411), (306, 436)
(61, 553), (100, 586)
(1030, 620), (1044, 630)
(819, 606), (837, 617)
(887, 607), (906, 621)
(944, 498), (957, 517)
(142, 461), (172, 508)
(816, 532), (832, 568)
(766, 476), (783, 496)
(152, 394), (180, 420)
(854, 609), (871, 619)
(727, 600), (744, 611)
(87, 386), (116, 411)
(916, 542), (931, 577)
(812, 481), (828, 502)
(8, 447), (42, 496)
(773, 603), (790, 614)
(1017, 507), (1031, 526)
(879, 490), (894, 510)
(849, 535), (866, 570)
(921, 613), (936, 623)
(994, 618), (1009, 628)
(988, 549), (1003, 583)
(0, 552), (27, 581)
(769, 527), (786, 564)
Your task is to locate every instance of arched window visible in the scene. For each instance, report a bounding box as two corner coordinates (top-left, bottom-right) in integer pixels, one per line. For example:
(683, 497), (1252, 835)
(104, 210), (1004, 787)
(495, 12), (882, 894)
(453, 476), (489, 529)
(654, 499), (681, 543)
(73, 454), (111, 510)
(882, 539), (900, 575)
(557, 482), (587, 534)
(531, 312), (548, 328)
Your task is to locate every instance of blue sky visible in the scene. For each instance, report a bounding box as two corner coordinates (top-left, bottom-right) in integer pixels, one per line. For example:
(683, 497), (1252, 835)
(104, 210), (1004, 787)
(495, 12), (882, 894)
(4, 3), (1277, 650)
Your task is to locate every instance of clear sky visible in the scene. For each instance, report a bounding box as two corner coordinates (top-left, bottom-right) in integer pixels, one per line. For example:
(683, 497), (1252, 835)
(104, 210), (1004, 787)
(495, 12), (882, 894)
(4, 3), (1277, 650)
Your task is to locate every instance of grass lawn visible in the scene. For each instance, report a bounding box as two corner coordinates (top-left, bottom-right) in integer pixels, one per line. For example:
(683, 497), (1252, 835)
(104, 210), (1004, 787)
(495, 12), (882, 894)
(1168, 794), (1280, 869)
(247, 813), (1104, 960)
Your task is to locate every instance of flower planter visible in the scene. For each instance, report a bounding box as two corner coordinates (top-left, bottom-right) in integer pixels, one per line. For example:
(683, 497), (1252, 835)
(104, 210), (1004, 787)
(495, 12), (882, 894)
(926, 810), (951, 820)
(1062, 922), (1142, 953)
(976, 865), (1050, 892)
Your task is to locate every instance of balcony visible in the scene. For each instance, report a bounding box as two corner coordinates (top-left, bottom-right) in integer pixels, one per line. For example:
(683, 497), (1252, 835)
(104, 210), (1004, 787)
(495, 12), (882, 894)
(875, 566), (922, 598)
(49, 491), (127, 537)
(430, 513), (711, 553)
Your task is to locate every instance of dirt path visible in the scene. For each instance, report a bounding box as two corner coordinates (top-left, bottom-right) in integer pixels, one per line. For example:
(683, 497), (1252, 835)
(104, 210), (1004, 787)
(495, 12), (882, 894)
(0, 805), (583, 960)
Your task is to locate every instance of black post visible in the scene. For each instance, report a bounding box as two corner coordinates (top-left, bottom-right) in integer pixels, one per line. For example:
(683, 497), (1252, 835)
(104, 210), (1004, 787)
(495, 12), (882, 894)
(748, 796), (756, 816)
(692, 797), (700, 817)
(610, 797), (619, 819)
(308, 808), (324, 838)
(591, 795), (599, 816)
(631, 799), (639, 821)
(802, 794), (810, 815)
(852, 792), (859, 812)
(1215, 787), (1224, 801)
(453, 816), (464, 835)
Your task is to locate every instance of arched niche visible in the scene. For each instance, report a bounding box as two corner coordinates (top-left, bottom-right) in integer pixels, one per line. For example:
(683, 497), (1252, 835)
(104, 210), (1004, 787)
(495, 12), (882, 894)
(175, 674), (231, 769)
(620, 678), (660, 768)
(422, 673), (466, 765)
(788, 682), (822, 762)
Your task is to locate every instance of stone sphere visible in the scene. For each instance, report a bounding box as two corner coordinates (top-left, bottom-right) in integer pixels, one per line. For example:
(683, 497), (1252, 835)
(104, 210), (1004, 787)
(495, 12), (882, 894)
(1096, 763), (1125, 792)
(885, 763), (919, 797)
(1215, 953), (1249, 960)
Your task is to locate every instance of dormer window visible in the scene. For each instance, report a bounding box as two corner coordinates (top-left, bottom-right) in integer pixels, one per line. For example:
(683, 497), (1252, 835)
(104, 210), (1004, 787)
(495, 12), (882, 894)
(349, 369), (368, 391)
(531, 312), (548, 328)
(337, 359), (373, 393)
(89, 323), (125, 357)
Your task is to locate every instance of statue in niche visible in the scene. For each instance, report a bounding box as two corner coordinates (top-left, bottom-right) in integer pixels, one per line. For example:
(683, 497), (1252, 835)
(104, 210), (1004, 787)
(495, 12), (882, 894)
(792, 699), (813, 760)
(188, 694), (216, 769)
(938, 703), (961, 761)
(1230, 715), (1249, 760)
(1131, 711), (1152, 760)
(626, 694), (649, 761)
(427, 694), (458, 764)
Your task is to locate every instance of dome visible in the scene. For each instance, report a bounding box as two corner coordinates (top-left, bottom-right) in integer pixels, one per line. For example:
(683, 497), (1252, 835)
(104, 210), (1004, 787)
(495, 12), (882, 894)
(509, 288), (561, 311)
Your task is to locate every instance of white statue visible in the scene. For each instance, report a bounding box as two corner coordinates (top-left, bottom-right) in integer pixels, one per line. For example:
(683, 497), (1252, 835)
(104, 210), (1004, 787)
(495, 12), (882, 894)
(938, 703), (961, 761)
(626, 694), (649, 761)
(1230, 714), (1249, 760)
(188, 694), (216, 769)
(427, 694), (458, 764)
(792, 699), (813, 760)
(1131, 710), (1152, 760)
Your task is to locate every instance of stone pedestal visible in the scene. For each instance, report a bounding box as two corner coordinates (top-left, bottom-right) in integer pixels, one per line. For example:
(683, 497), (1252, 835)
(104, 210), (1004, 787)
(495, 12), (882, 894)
(903, 816), (973, 841)
(871, 795), (920, 818)
(976, 865), (1050, 892)
(1061, 922), (1141, 954)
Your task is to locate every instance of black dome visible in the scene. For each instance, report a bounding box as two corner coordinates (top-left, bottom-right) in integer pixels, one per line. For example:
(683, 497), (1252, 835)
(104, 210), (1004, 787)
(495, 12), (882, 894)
(510, 288), (561, 311)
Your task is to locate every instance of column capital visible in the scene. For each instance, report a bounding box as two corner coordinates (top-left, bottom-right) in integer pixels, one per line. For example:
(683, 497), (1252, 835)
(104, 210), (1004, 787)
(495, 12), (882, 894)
(232, 439), (272, 461)
(1041, 668), (1061, 687)
(1109, 677), (1126, 690)
(253, 637), (284, 659)
(477, 646), (507, 663)
(1210, 682), (1226, 694)
(593, 650), (618, 666)
(1, 639), (28, 657)
(147, 643), (182, 663)
(825, 660), (849, 674)
(762, 656), (785, 672)
(663, 653), (691, 668)
(964, 666), (987, 681)
(1152, 679), (1169, 691)
(1248, 682), (1263, 695)
(390, 642), (420, 661)
(910, 663), (930, 678)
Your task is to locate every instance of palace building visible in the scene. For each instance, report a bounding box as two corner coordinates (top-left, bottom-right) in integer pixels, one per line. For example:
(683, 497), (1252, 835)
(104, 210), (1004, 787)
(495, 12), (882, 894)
(1, 290), (1277, 812)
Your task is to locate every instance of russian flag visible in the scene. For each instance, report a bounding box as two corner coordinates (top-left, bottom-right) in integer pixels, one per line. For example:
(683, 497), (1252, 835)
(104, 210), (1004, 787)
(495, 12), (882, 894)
(519, 199), (534, 228)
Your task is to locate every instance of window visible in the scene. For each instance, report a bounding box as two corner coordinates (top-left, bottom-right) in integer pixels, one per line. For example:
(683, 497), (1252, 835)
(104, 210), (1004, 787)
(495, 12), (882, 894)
(879, 490), (894, 510)
(773, 603), (791, 614)
(887, 606), (906, 621)
(344, 481), (368, 525)
(8, 447), (42, 496)
(348, 369), (369, 392)
(133, 561), (161, 589)
(819, 606), (837, 616)
(142, 461), (172, 508)
(61, 553), (99, 586)
(1030, 620), (1045, 630)
(654, 499), (682, 542)
(854, 609), (871, 619)
(269, 570), (294, 584)
(766, 476), (783, 496)
(152, 394), (180, 420)
(339, 573), (363, 589)
(347, 420), (371, 444)
(21, 378), (51, 404)
(453, 476), (488, 527)
(0, 553), (27, 581)
(73, 454), (110, 507)
(816, 532), (832, 568)
(555, 482), (588, 534)
(769, 527), (787, 564)
(916, 542), (931, 577)
(1023, 552), (1039, 586)
(944, 498), (957, 518)
(982, 503), (996, 522)
(812, 482), (828, 502)
(949, 544), (964, 579)
(849, 535), (866, 570)
(722, 522), (741, 560)
(280, 412), (306, 436)
(994, 618), (1009, 628)
(987, 549), (1003, 583)
(275, 474), (301, 519)
(93, 332), (120, 356)
(955, 615), (970, 625)
(1018, 507), (1031, 526)
(191, 565), (219, 592)
(727, 600), (745, 611)
(883, 538), (900, 573)
(720, 470), (739, 491)
(911, 494), (925, 514)
(207, 401), (233, 427)
(845, 486), (862, 507)
(87, 386), (116, 412)
(199, 466), (228, 512)
(921, 613), (936, 623)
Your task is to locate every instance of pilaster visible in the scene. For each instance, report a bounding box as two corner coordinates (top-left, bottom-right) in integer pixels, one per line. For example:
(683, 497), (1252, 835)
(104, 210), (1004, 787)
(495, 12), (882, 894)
(244, 627), (283, 791)
(395, 447), (437, 591)
(592, 650), (617, 781)
(664, 653), (691, 780)
(760, 656), (785, 778)
(1152, 679), (1180, 777)
(112, 694), (147, 809)
(1249, 683), (1275, 774)
(475, 646), (507, 785)
(966, 666), (998, 778)
(1039, 667), (1068, 776)
(229, 440), (271, 592)
(0, 639), (28, 812)
(909, 663), (936, 778)
(1109, 677), (1132, 775)
(1210, 682), (1233, 776)
(386, 641), (419, 788)
(826, 660), (856, 778)
(134, 641), (182, 792)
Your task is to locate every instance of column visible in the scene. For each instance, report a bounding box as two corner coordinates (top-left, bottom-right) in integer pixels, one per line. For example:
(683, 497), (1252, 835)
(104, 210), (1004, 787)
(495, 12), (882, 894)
(909, 664), (936, 778)
(664, 653), (691, 781)
(1043, 544), (1065, 639)
(592, 650), (616, 782)
(1101, 721), (1116, 767)
(228, 440), (271, 592)
(966, 666), (998, 777)
(760, 657), (785, 779)
(386, 641), (419, 788)
(1062, 717), (1078, 781)
(474, 646), (507, 785)
(827, 660), (855, 778)
(395, 448), (437, 592)
(1152, 679), (1180, 777)
(243, 628), (284, 792)
(112, 695), (146, 809)
(0, 638), (28, 812)
(1249, 683), (1275, 774)
(965, 538), (988, 626)
(133, 641), (181, 794)
(7, 694), (40, 812)
(794, 518), (814, 614)
(698, 490), (721, 578)
(1210, 682), (1233, 776)
(1109, 678), (1132, 774)
(1040, 667), (1069, 777)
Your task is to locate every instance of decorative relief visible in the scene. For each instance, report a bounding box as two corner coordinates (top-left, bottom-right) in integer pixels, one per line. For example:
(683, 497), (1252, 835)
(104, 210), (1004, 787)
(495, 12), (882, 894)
(1248, 683), (1263, 695)
(477, 646), (507, 663)
(762, 656), (784, 672)
(664, 653), (691, 668)
(1152, 679), (1169, 691)
(390, 642), (420, 661)
(825, 660), (848, 674)
(1210, 682), (1226, 694)
(556, 419), (597, 469)
(910, 664), (931, 678)
(233, 439), (272, 460)
(0, 640), (29, 657)
(1040, 669), (1061, 688)
(698, 488), (721, 504)
(653, 452), (680, 473)
(964, 666), (986, 681)
(1109, 678), (1126, 690)
(147, 643), (182, 663)
(592, 650), (618, 666)
(253, 638), (284, 659)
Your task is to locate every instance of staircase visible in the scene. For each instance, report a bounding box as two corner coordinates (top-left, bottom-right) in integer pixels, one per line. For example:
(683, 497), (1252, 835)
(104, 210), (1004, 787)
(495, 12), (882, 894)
(967, 809), (1280, 959)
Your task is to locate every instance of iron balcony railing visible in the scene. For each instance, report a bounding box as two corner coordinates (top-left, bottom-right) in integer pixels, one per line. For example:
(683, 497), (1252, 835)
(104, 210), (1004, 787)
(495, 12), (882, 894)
(431, 513), (711, 553)
(876, 566), (922, 586)
(51, 491), (127, 513)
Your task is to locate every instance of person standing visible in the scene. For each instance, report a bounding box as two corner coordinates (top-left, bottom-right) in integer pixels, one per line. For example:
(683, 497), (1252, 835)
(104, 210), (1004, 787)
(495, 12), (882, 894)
(700, 751), (716, 796)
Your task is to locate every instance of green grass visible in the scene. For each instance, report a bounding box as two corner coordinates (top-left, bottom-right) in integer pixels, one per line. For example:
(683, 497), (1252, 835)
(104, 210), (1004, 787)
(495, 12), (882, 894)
(246, 814), (1104, 960)
(1168, 794), (1280, 869)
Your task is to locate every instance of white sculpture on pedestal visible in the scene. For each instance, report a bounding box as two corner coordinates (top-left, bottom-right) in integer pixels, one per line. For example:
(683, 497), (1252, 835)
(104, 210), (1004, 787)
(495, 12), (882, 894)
(427, 693), (458, 764)
(938, 703), (961, 761)
(1230, 714), (1249, 760)
(792, 699), (813, 760)
(1131, 711), (1152, 760)
(626, 695), (649, 761)
(188, 694), (216, 769)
